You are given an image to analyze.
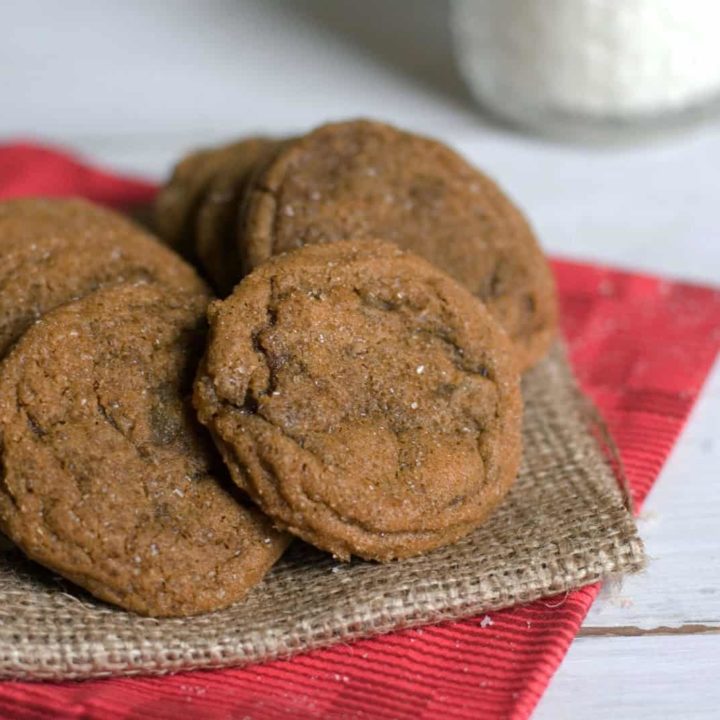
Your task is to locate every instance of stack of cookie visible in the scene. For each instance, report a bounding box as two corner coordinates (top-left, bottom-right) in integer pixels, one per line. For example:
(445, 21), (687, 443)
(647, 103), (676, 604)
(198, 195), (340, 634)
(0, 199), (287, 616)
(0, 119), (557, 617)
(156, 120), (557, 371)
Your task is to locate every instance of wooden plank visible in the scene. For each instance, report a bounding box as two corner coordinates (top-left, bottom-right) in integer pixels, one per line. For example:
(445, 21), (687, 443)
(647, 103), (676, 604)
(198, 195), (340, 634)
(534, 634), (720, 720)
(582, 359), (720, 631)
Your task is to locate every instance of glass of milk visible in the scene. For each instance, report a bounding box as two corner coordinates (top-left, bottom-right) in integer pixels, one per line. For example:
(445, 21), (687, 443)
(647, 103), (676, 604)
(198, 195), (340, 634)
(451, 0), (720, 139)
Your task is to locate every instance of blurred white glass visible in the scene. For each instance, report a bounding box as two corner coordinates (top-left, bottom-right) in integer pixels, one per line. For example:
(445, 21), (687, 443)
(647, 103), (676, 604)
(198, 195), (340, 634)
(451, 0), (720, 139)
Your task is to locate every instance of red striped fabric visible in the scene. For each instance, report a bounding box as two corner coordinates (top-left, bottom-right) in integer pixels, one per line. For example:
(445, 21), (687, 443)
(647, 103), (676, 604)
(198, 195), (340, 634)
(0, 144), (718, 720)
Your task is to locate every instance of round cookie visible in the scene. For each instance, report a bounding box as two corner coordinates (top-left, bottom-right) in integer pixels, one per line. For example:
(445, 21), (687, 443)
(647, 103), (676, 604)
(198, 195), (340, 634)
(0, 282), (288, 617)
(0, 197), (209, 359)
(195, 139), (277, 294)
(240, 119), (557, 371)
(194, 239), (522, 561)
(154, 140), (253, 259)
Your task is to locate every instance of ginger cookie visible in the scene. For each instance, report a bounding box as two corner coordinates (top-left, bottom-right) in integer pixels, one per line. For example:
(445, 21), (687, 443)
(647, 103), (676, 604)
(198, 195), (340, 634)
(194, 239), (522, 561)
(195, 138), (277, 294)
(0, 282), (288, 616)
(154, 141), (245, 259)
(0, 197), (209, 359)
(155, 138), (268, 264)
(240, 119), (557, 370)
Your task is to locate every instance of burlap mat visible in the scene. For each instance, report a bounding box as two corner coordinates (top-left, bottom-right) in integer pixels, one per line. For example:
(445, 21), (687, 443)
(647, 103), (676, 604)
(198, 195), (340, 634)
(0, 344), (644, 681)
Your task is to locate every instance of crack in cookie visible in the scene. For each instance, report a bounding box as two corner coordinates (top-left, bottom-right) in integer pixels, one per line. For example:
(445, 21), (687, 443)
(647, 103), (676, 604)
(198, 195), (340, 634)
(195, 239), (522, 561)
(0, 282), (288, 616)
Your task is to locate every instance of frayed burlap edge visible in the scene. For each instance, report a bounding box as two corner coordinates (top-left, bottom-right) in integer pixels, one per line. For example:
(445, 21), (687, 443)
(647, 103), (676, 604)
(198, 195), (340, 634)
(0, 343), (645, 680)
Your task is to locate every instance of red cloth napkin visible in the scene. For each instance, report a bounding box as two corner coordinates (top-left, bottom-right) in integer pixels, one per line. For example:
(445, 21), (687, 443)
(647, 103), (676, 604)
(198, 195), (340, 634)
(0, 144), (718, 720)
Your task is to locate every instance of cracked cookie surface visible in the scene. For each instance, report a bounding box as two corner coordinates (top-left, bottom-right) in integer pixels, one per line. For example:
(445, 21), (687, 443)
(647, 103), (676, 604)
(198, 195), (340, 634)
(0, 197), (209, 359)
(241, 119), (556, 371)
(0, 282), (288, 616)
(194, 239), (522, 561)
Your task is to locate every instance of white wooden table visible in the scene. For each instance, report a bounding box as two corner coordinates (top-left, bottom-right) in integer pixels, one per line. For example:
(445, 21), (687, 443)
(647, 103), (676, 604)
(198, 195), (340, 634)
(2, 2), (719, 717)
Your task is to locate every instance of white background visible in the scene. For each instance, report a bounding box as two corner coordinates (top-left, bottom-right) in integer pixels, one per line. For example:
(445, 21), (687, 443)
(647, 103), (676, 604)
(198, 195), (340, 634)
(2, 2), (719, 717)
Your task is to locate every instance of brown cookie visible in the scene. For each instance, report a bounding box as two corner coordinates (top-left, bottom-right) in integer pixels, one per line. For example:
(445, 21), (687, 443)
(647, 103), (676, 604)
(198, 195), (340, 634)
(0, 197), (209, 359)
(0, 282), (288, 617)
(154, 142), (243, 258)
(195, 139), (277, 294)
(155, 139), (266, 262)
(194, 239), (522, 561)
(240, 119), (557, 370)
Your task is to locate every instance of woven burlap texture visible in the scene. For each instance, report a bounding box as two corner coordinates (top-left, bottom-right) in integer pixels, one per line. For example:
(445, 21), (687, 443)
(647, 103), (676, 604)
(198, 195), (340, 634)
(0, 344), (645, 681)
